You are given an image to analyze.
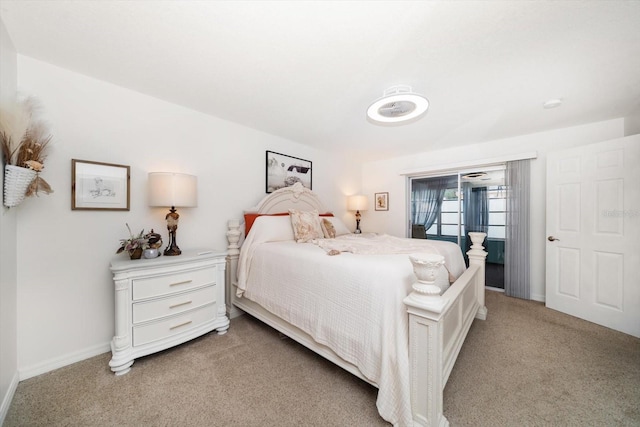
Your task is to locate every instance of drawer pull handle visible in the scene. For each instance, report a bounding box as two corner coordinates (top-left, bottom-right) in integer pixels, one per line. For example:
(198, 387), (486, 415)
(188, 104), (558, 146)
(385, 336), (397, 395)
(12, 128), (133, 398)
(170, 320), (192, 330)
(169, 300), (193, 309)
(170, 280), (193, 287)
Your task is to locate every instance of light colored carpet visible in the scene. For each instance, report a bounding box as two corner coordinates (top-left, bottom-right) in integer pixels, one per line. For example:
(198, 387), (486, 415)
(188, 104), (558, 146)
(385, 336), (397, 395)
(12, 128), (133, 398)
(5, 291), (640, 426)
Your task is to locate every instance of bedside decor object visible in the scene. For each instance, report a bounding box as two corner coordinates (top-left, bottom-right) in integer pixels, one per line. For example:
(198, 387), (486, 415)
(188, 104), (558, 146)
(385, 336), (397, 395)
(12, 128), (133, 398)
(109, 249), (230, 375)
(143, 248), (159, 259)
(72, 159), (130, 210)
(146, 230), (162, 249)
(148, 172), (197, 256)
(116, 223), (149, 260)
(1, 96), (54, 207)
(265, 151), (312, 193)
(143, 230), (163, 258)
(129, 247), (143, 260)
(375, 192), (389, 211)
(347, 194), (368, 234)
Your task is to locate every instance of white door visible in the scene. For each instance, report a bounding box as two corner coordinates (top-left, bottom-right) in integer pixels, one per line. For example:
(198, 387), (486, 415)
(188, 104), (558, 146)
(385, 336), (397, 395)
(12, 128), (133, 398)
(546, 135), (640, 338)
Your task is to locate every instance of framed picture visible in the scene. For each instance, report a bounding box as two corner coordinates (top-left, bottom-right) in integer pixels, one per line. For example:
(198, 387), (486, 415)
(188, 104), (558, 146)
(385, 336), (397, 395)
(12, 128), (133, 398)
(265, 151), (312, 193)
(71, 159), (130, 210)
(375, 192), (389, 211)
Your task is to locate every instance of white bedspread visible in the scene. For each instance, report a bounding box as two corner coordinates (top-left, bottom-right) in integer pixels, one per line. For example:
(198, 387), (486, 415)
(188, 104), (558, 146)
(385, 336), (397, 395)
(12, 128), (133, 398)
(236, 217), (466, 426)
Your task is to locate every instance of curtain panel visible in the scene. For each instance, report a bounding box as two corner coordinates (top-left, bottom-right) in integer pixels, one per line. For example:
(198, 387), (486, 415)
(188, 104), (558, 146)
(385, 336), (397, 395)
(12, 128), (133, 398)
(411, 177), (450, 231)
(504, 159), (531, 299)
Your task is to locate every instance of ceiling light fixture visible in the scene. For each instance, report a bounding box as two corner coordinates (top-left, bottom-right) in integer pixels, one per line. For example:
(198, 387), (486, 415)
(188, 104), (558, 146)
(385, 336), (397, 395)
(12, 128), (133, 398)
(367, 85), (429, 124)
(543, 98), (563, 109)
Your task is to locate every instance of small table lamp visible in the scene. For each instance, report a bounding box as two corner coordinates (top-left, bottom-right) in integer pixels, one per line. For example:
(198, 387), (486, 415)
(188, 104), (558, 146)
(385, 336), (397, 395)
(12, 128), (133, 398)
(347, 194), (368, 234)
(148, 172), (197, 256)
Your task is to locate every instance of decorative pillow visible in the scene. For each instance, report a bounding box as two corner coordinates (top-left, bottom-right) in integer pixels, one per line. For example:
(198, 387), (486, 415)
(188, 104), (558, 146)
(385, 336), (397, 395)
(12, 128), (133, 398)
(320, 218), (336, 238)
(289, 209), (323, 242)
(324, 217), (351, 236)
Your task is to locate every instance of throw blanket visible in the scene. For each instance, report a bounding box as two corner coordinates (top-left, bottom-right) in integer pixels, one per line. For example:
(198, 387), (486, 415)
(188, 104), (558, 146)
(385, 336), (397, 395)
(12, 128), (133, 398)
(315, 233), (466, 282)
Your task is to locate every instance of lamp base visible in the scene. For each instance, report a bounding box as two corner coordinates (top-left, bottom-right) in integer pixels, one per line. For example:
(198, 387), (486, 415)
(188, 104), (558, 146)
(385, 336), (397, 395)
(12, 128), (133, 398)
(164, 206), (182, 256)
(164, 245), (182, 256)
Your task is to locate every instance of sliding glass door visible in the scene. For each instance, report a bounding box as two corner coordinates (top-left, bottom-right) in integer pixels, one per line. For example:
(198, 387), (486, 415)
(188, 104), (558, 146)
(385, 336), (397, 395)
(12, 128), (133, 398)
(409, 167), (506, 289)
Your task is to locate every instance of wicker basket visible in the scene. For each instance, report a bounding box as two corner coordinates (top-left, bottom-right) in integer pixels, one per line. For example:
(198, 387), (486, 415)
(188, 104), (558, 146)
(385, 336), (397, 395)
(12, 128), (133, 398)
(3, 164), (37, 207)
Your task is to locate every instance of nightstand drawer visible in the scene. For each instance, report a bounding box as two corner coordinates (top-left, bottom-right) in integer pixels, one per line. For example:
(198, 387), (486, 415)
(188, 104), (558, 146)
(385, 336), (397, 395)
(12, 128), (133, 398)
(132, 267), (215, 300)
(133, 303), (217, 347)
(132, 285), (216, 324)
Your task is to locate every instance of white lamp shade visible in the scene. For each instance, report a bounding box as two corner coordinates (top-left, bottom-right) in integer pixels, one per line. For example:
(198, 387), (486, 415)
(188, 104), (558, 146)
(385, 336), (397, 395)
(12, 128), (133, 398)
(347, 195), (368, 211)
(148, 172), (197, 208)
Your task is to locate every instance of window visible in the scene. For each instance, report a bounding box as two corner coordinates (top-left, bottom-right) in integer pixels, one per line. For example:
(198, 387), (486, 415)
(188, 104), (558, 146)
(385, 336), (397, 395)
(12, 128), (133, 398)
(487, 186), (506, 239)
(425, 187), (461, 237)
(410, 169), (505, 243)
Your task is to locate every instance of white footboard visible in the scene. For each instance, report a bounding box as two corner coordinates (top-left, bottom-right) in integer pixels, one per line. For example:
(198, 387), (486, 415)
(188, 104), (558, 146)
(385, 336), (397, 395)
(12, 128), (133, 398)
(226, 217), (487, 427)
(403, 232), (488, 427)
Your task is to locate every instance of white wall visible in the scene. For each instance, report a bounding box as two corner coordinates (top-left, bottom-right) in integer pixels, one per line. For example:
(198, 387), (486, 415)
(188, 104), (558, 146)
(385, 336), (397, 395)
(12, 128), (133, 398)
(15, 56), (361, 378)
(624, 112), (640, 136)
(0, 17), (19, 424)
(361, 119), (625, 301)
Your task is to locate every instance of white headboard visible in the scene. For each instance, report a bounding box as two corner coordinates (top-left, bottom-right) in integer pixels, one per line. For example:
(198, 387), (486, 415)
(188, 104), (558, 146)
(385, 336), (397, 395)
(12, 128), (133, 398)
(226, 182), (330, 319)
(245, 182), (329, 214)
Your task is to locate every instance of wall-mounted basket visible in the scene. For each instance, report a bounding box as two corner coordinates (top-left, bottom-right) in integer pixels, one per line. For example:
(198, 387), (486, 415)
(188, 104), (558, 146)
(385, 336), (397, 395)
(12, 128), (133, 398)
(3, 164), (37, 207)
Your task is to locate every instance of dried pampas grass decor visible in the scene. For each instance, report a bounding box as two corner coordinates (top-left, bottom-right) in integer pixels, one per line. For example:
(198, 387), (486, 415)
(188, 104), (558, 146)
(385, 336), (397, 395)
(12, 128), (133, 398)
(1, 96), (54, 207)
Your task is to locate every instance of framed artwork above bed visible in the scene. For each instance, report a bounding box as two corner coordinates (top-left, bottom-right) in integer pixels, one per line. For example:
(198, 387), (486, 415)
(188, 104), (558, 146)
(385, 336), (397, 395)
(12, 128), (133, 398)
(265, 151), (312, 193)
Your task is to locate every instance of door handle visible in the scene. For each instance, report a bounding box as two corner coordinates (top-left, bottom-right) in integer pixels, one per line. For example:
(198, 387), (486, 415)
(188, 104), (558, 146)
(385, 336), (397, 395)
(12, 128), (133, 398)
(548, 236), (560, 242)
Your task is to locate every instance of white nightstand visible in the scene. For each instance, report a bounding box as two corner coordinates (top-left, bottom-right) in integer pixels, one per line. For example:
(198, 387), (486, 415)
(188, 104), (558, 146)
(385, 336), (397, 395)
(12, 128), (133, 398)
(109, 249), (229, 375)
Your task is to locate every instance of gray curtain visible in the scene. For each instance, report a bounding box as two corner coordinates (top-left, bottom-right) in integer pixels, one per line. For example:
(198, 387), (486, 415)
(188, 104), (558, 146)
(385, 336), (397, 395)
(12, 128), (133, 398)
(462, 183), (489, 263)
(412, 177), (449, 231)
(504, 159), (530, 299)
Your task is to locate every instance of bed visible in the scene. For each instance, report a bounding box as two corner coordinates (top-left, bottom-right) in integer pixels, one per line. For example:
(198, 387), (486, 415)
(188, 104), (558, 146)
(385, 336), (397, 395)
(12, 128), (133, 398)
(225, 183), (488, 427)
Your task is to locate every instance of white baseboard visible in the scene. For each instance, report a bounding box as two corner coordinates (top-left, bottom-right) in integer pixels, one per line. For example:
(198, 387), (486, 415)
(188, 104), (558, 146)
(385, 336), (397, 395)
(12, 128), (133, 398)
(0, 371), (19, 425)
(531, 292), (545, 302)
(19, 342), (110, 381)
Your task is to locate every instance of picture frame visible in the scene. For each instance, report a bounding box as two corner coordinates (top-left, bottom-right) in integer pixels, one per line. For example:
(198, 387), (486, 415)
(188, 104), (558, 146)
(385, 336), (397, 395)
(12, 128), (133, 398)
(265, 151), (312, 193)
(71, 159), (130, 210)
(375, 192), (389, 211)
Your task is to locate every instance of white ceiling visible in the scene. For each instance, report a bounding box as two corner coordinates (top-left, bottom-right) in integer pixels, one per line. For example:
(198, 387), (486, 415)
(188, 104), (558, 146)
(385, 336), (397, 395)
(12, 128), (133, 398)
(1, 1), (639, 161)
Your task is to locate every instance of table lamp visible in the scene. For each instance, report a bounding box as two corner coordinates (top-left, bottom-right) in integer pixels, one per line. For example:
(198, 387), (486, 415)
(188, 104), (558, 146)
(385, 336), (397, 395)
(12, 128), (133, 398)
(347, 194), (368, 234)
(148, 172), (197, 256)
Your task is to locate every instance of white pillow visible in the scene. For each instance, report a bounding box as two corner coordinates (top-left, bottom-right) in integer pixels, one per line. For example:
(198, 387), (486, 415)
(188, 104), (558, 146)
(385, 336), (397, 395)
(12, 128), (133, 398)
(248, 215), (295, 243)
(289, 209), (324, 242)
